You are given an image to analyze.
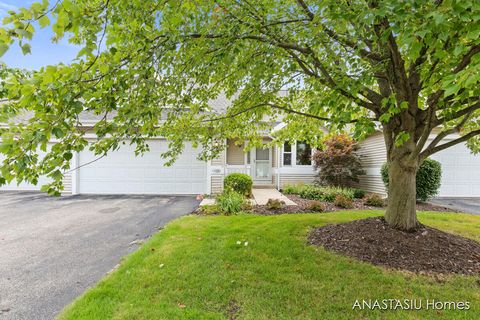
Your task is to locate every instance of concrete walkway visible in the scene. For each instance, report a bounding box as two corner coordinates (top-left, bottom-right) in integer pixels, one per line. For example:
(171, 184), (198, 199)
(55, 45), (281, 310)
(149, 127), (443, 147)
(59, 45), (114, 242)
(252, 188), (297, 205)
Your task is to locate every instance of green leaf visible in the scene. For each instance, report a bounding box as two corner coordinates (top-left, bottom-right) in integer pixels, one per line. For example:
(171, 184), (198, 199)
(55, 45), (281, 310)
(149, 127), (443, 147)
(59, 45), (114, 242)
(52, 127), (65, 138)
(38, 15), (50, 28)
(21, 43), (31, 55)
(0, 42), (9, 57)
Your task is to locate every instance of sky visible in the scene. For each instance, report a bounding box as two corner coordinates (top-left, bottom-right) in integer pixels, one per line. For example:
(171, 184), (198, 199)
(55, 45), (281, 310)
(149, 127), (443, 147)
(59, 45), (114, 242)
(0, 0), (79, 70)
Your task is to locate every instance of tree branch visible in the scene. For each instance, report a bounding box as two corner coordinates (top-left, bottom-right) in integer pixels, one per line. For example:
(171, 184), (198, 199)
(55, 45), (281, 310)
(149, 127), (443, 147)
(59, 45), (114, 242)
(203, 102), (371, 123)
(421, 129), (480, 159)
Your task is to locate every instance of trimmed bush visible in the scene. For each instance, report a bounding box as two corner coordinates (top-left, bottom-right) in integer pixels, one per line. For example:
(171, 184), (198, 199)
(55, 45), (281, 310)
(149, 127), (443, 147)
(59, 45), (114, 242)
(333, 194), (354, 208)
(224, 173), (253, 197)
(216, 190), (245, 215)
(266, 198), (285, 210)
(381, 158), (442, 201)
(306, 201), (326, 212)
(364, 193), (385, 207)
(352, 188), (366, 199)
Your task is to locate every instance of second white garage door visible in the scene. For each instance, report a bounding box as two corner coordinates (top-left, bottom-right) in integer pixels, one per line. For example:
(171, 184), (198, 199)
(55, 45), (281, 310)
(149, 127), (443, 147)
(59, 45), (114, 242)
(78, 140), (207, 195)
(431, 142), (480, 197)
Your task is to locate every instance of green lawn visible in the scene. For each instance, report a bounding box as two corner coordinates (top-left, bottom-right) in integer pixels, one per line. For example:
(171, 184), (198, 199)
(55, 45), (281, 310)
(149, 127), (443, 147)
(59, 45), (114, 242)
(59, 211), (480, 320)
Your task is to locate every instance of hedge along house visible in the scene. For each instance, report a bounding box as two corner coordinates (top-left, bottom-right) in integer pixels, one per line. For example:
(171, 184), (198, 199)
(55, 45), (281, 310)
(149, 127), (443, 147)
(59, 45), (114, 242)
(0, 93), (317, 196)
(355, 130), (480, 197)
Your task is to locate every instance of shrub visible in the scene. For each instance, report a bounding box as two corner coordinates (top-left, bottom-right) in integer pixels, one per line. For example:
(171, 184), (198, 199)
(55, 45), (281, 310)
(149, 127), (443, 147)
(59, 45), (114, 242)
(306, 200), (326, 212)
(216, 190), (245, 215)
(299, 185), (325, 200)
(381, 158), (442, 201)
(313, 134), (365, 187)
(333, 194), (354, 208)
(352, 188), (366, 199)
(364, 193), (384, 207)
(266, 198), (285, 210)
(298, 185), (355, 202)
(197, 204), (222, 215)
(282, 183), (305, 195)
(224, 173), (253, 197)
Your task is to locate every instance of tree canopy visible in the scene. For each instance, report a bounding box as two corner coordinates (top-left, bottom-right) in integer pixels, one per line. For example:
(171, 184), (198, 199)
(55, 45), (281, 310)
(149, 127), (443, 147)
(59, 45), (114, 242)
(0, 0), (479, 198)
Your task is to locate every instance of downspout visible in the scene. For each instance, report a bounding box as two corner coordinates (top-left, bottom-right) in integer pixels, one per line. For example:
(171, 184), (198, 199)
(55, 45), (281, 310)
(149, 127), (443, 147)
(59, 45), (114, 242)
(277, 145), (281, 190)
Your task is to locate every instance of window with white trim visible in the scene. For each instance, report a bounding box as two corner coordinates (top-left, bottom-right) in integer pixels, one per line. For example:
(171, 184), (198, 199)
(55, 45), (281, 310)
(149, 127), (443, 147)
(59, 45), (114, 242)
(283, 142), (292, 165)
(282, 141), (312, 166)
(296, 141), (312, 165)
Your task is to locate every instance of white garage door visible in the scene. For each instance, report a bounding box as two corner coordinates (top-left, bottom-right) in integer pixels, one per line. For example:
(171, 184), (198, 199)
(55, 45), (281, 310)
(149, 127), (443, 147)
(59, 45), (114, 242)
(431, 143), (480, 197)
(78, 140), (207, 195)
(0, 147), (51, 191)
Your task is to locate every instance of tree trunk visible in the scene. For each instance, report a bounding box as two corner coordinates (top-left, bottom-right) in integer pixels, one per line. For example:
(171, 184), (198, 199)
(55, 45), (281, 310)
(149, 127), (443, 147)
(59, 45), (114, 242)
(384, 160), (419, 231)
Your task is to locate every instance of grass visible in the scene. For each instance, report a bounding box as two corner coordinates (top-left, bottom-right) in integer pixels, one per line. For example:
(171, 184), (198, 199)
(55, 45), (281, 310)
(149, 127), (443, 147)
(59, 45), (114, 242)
(58, 211), (480, 320)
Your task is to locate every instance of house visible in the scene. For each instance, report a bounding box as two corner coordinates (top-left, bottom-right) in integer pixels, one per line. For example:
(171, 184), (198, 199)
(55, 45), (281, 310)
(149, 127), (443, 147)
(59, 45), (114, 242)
(356, 131), (480, 197)
(1, 94), (479, 197)
(0, 95), (317, 195)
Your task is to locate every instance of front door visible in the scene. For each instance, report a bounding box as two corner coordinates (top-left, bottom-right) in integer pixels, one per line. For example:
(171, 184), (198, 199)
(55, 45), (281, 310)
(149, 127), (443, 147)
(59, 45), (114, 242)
(253, 147), (271, 181)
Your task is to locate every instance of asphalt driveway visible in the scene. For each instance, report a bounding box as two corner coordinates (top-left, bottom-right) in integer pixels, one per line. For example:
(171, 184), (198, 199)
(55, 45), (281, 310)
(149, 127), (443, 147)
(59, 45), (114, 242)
(430, 198), (480, 215)
(0, 192), (199, 320)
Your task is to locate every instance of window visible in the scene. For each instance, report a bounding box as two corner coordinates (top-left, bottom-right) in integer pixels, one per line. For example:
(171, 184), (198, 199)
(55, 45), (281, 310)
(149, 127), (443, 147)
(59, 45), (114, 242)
(296, 141), (312, 165)
(283, 142), (292, 165)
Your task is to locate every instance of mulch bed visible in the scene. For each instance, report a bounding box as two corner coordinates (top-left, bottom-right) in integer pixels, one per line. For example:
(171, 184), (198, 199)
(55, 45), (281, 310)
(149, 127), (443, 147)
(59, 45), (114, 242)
(308, 217), (480, 275)
(251, 194), (458, 215)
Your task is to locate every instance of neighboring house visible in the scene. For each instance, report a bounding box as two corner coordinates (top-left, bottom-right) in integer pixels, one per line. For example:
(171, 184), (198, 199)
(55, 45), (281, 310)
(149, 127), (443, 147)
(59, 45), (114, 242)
(356, 131), (480, 197)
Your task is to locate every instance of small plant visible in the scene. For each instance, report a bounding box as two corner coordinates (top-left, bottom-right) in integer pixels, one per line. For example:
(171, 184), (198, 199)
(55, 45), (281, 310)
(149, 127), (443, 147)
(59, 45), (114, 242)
(266, 198), (285, 210)
(364, 193), (385, 207)
(334, 194), (354, 209)
(241, 201), (253, 212)
(282, 183), (305, 195)
(216, 190), (245, 215)
(352, 188), (366, 199)
(298, 185), (356, 202)
(381, 158), (442, 201)
(306, 201), (326, 212)
(224, 173), (253, 197)
(197, 204), (222, 215)
(299, 185), (325, 200)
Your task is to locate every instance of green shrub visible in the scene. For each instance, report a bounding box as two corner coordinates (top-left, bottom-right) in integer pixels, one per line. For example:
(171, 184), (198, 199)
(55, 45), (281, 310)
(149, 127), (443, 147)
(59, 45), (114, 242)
(266, 198), (285, 210)
(216, 190), (245, 215)
(197, 204), (222, 215)
(333, 194), (354, 208)
(282, 183), (305, 195)
(224, 173), (253, 197)
(306, 200), (326, 212)
(299, 185), (325, 200)
(381, 158), (442, 201)
(364, 193), (384, 207)
(299, 185), (355, 202)
(352, 188), (366, 199)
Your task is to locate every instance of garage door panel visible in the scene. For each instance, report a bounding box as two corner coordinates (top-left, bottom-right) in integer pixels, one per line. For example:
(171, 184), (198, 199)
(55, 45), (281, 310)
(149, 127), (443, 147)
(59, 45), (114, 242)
(0, 147), (52, 191)
(431, 142), (480, 197)
(78, 141), (207, 195)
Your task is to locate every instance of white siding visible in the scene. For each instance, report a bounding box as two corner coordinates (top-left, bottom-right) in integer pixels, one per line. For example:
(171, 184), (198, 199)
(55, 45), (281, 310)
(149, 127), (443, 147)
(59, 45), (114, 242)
(355, 132), (387, 195)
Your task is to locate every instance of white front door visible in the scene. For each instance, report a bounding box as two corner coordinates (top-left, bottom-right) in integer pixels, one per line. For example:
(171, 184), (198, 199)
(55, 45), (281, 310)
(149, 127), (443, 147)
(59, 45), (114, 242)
(253, 147), (271, 181)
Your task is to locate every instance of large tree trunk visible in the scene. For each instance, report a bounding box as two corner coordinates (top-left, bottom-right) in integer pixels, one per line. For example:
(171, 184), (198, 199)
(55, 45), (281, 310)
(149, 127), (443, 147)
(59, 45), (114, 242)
(384, 159), (419, 231)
